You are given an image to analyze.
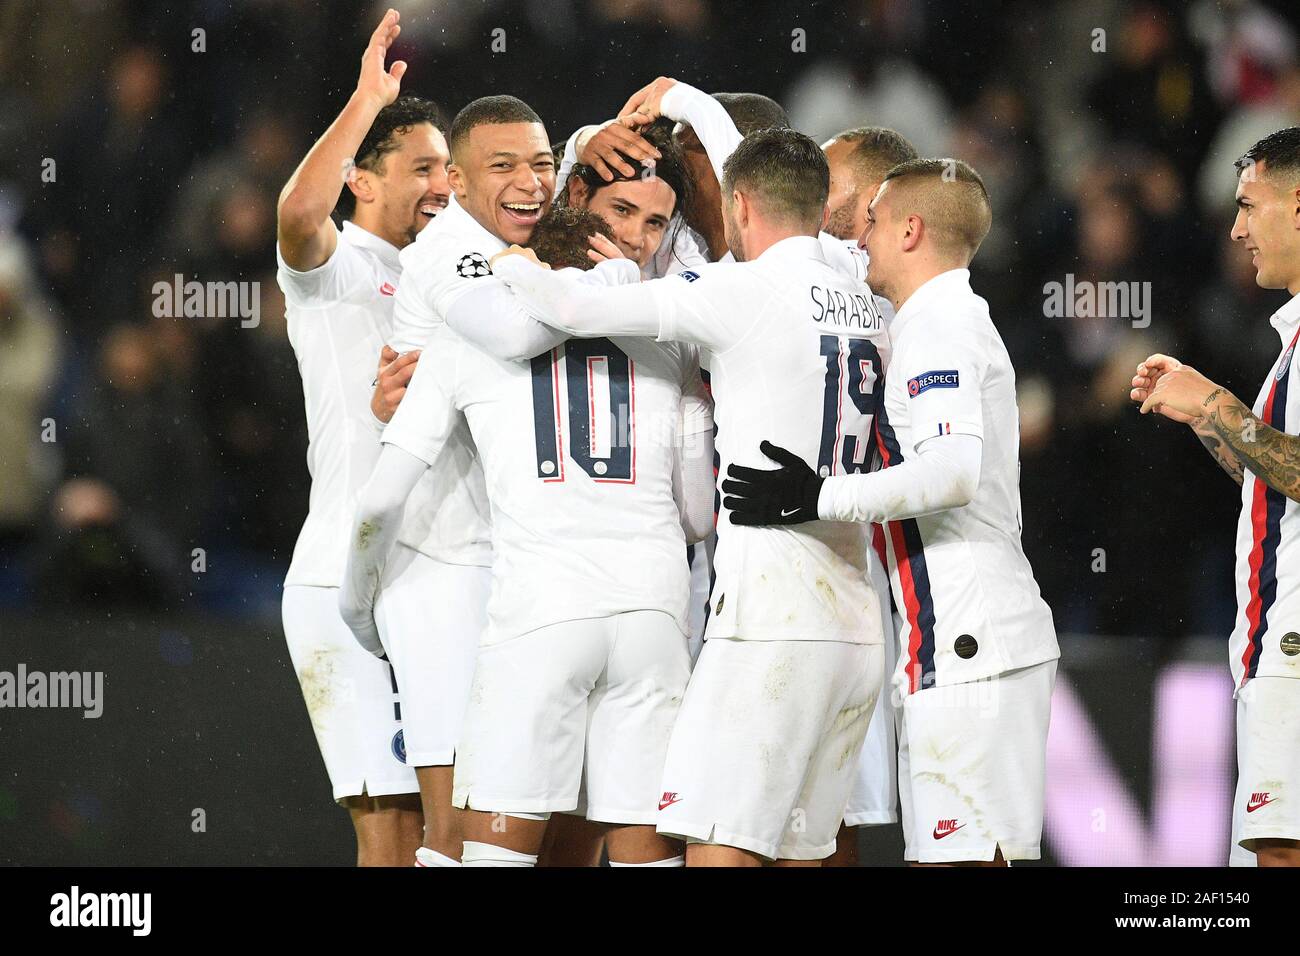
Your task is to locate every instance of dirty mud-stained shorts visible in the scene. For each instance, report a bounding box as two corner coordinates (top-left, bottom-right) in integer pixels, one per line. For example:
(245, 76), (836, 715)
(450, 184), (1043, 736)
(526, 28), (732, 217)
(282, 585), (419, 802)
(373, 544), (488, 767)
(656, 638), (883, 861)
(898, 659), (1056, 863)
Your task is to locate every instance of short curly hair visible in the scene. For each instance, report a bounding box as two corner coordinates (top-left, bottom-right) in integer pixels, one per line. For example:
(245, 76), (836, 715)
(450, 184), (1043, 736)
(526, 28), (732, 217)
(527, 206), (614, 271)
(336, 95), (445, 218)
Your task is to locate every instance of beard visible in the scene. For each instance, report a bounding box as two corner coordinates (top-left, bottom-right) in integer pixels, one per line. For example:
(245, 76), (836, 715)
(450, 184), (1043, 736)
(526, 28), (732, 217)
(825, 195), (859, 241)
(723, 208), (745, 262)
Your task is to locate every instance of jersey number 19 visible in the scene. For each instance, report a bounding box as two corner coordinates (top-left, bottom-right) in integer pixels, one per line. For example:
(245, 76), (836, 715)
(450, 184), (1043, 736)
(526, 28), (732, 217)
(819, 334), (882, 476)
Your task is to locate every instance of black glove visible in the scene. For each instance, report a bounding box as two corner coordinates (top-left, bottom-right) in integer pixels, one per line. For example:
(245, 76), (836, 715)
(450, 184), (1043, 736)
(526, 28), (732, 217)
(721, 440), (824, 526)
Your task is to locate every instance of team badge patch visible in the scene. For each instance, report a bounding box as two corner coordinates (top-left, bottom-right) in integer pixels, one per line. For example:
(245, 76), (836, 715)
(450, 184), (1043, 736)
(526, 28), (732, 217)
(954, 634), (978, 659)
(456, 252), (492, 279)
(1278, 345), (1296, 381)
(907, 369), (959, 397)
(1281, 632), (1300, 657)
(679, 270), (700, 282)
(391, 729), (407, 764)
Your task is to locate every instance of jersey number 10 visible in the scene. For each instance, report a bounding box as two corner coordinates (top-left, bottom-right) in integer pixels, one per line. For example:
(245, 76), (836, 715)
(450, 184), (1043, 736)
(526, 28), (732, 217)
(819, 334), (883, 476)
(530, 338), (636, 483)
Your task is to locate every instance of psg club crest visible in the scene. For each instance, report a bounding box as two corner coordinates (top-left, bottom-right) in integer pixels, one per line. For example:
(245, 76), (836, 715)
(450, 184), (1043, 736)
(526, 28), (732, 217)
(456, 252), (492, 279)
(1277, 344), (1295, 381)
(391, 729), (407, 764)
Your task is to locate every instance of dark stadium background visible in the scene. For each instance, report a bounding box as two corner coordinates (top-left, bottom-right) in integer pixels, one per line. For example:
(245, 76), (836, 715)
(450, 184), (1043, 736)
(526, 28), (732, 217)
(3, 0), (1299, 865)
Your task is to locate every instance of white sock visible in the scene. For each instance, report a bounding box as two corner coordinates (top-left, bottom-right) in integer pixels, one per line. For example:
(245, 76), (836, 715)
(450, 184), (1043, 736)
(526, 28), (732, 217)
(608, 855), (685, 867)
(461, 841), (538, 867)
(414, 846), (460, 867)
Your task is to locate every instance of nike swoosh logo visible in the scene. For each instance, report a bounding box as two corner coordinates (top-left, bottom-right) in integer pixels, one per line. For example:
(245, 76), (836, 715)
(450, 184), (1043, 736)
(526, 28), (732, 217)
(780, 508), (800, 517)
(1247, 798), (1275, 813)
(659, 797), (682, 811)
(932, 824), (966, 839)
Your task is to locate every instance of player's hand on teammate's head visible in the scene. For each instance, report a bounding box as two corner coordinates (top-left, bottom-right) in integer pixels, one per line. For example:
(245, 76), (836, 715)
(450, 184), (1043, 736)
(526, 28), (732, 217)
(371, 344), (420, 424)
(490, 245), (550, 270)
(721, 441), (824, 526)
(618, 76), (679, 126)
(578, 120), (661, 182)
(586, 232), (625, 265)
(357, 8), (407, 109)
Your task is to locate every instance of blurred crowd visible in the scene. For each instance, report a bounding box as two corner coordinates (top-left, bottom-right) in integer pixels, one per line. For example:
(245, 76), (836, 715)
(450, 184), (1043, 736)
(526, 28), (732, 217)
(1, 0), (1298, 637)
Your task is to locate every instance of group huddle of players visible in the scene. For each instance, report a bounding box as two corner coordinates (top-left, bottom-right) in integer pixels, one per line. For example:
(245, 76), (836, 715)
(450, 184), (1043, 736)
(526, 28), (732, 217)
(275, 10), (1300, 867)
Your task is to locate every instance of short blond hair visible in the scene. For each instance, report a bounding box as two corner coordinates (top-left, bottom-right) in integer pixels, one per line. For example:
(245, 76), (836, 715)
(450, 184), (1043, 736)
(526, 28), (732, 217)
(881, 158), (992, 263)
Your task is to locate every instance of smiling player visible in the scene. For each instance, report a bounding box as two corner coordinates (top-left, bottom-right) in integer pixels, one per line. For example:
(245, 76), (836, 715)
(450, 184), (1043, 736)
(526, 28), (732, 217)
(1131, 127), (1300, 868)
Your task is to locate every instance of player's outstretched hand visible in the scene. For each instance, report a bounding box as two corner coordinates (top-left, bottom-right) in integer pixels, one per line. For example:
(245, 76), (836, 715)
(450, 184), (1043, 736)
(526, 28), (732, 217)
(371, 345), (420, 423)
(357, 8), (406, 109)
(619, 76), (679, 126)
(1131, 353), (1197, 423)
(722, 441), (824, 526)
(578, 120), (661, 181)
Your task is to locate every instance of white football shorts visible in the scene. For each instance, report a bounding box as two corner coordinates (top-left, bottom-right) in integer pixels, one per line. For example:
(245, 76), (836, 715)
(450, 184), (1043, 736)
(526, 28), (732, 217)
(373, 544), (489, 767)
(282, 585), (417, 802)
(898, 660), (1057, 863)
(452, 610), (691, 823)
(657, 637), (883, 861)
(1230, 675), (1300, 859)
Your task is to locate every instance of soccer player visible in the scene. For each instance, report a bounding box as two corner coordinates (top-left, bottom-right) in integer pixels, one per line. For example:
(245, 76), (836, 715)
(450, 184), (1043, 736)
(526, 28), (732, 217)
(823, 127), (918, 244)
(1130, 127), (1300, 868)
(720, 158), (1060, 866)
(275, 8), (439, 865)
(819, 125), (918, 866)
(494, 127), (891, 865)
(344, 99), (715, 868)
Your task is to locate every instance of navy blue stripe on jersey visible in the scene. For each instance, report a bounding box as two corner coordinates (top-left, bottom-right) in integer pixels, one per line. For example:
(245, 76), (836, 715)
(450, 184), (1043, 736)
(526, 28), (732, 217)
(874, 397), (939, 693)
(702, 366), (719, 631)
(388, 661), (401, 721)
(1245, 365), (1292, 681)
(530, 348), (563, 481)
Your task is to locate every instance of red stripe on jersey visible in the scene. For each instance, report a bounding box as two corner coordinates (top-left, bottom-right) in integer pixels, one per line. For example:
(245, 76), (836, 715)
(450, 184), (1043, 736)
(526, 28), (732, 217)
(870, 523), (888, 567)
(887, 519), (924, 694)
(1237, 328), (1300, 686)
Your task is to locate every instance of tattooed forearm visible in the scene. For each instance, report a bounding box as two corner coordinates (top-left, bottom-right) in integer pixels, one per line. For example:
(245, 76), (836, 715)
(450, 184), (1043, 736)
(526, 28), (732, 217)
(1190, 414), (1245, 485)
(1207, 397), (1300, 501)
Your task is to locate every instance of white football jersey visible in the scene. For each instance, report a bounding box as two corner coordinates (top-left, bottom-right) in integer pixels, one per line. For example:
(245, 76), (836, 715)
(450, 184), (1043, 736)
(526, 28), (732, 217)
(873, 269), (1058, 696)
(278, 221), (400, 588)
(383, 262), (712, 645)
(386, 194), (501, 567)
(500, 235), (891, 644)
(1230, 291), (1300, 692)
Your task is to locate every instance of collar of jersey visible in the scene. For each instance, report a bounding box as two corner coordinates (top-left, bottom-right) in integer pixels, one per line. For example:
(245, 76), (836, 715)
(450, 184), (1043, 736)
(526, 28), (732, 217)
(755, 233), (825, 263)
(892, 268), (972, 339)
(340, 219), (401, 271)
(1269, 289), (1300, 344)
(433, 193), (508, 255)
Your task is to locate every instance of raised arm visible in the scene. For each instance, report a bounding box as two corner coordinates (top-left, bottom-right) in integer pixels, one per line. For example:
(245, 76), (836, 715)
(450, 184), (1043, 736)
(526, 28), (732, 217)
(622, 78), (742, 186)
(277, 8), (407, 271)
(339, 443), (428, 655)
